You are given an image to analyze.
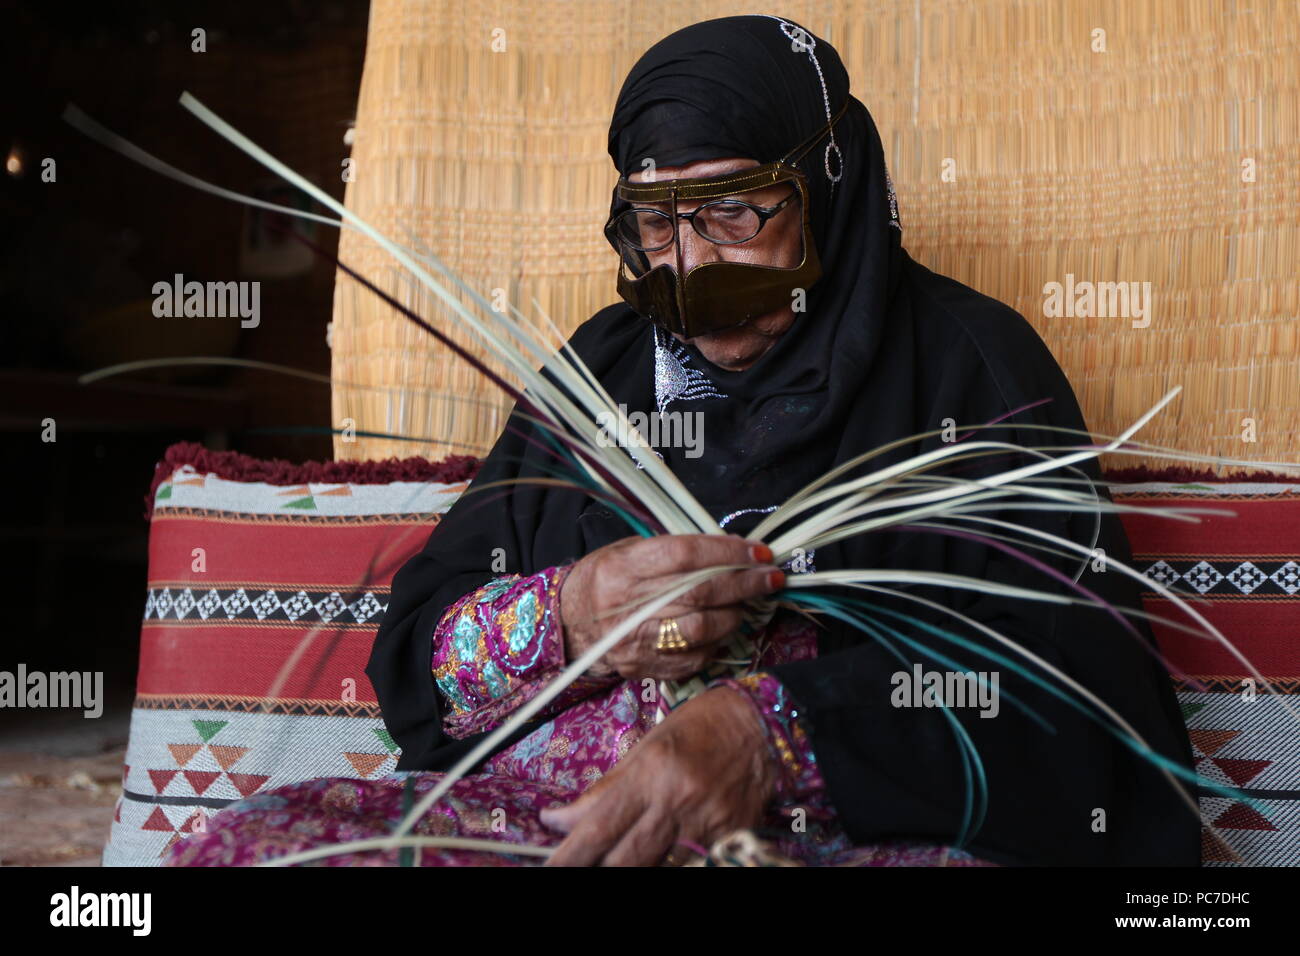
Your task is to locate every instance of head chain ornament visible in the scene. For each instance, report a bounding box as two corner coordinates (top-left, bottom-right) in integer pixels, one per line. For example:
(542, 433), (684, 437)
(763, 16), (901, 231)
(762, 15), (843, 185)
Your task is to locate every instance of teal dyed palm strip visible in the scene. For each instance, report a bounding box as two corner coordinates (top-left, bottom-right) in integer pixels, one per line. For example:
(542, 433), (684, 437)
(533, 424), (655, 539)
(787, 592), (986, 846)
(852, 614), (985, 848)
(814, 591), (1273, 820)
(798, 593), (1052, 732)
(495, 445), (633, 524)
(837, 606), (1001, 845)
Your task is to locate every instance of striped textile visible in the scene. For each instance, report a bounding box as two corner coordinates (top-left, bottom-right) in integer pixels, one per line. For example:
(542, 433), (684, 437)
(1113, 481), (1300, 866)
(102, 461), (466, 865)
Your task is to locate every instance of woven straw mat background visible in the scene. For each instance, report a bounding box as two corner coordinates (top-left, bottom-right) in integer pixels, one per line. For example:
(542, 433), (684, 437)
(329, 0), (1299, 473)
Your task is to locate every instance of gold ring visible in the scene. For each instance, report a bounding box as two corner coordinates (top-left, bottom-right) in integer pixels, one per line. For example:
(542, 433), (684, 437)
(655, 617), (690, 653)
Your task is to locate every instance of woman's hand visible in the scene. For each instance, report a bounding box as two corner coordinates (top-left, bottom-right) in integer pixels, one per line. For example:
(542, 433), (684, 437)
(558, 534), (783, 681)
(540, 685), (775, 865)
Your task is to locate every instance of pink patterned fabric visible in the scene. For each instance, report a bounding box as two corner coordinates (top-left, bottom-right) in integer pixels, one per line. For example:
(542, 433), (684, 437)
(431, 564), (622, 740)
(712, 672), (826, 805)
(164, 567), (998, 867)
(437, 567), (828, 798)
(162, 771), (995, 867)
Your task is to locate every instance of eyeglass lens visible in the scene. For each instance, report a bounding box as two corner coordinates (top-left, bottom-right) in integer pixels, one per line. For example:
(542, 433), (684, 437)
(615, 193), (793, 252)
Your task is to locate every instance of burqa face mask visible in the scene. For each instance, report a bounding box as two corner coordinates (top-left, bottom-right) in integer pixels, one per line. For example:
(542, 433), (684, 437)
(604, 100), (846, 339)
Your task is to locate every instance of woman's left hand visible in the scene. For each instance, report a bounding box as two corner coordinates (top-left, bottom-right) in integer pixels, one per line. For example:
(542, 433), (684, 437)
(539, 686), (776, 865)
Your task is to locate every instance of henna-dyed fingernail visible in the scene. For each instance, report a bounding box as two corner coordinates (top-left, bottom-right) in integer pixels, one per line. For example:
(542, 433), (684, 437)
(749, 543), (773, 563)
(766, 569), (786, 590)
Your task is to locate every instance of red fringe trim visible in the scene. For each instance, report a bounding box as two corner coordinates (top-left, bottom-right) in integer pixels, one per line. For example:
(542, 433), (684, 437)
(145, 441), (482, 520)
(143, 444), (1298, 521)
(1102, 464), (1300, 485)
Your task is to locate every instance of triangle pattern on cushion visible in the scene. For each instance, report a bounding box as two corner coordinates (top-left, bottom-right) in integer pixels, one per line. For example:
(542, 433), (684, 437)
(344, 752), (389, 777)
(1200, 827), (1242, 863)
(148, 769), (177, 794)
(1212, 802), (1278, 831)
(1180, 701), (1206, 721)
(1208, 757), (1271, 787)
(192, 719), (227, 742)
(168, 743), (202, 766)
(209, 745), (249, 771)
(1187, 729), (1239, 757)
(227, 772), (270, 797)
(183, 770), (222, 795)
(142, 807), (172, 832)
(160, 805), (196, 830)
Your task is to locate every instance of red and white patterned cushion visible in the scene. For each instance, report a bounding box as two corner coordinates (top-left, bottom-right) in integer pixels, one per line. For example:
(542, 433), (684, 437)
(102, 444), (477, 866)
(1112, 480), (1300, 866)
(103, 446), (1300, 866)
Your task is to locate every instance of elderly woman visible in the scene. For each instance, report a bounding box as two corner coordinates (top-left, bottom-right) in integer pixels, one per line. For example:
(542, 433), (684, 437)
(166, 15), (1198, 867)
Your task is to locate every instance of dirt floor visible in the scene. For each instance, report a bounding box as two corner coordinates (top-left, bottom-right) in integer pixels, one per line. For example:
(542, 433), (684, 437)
(0, 703), (131, 866)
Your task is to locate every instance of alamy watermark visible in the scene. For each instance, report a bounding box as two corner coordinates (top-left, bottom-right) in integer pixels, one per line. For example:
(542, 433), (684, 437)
(0, 664), (103, 718)
(152, 273), (260, 328)
(596, 405), (704, 459)
(1042, 273), (1152, 329)
(50, 886), (150, 935)
(890, 663), (1000, 718)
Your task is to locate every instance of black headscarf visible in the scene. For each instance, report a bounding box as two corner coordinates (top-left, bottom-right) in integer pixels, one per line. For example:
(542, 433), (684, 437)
(368, 15), (1199, 865)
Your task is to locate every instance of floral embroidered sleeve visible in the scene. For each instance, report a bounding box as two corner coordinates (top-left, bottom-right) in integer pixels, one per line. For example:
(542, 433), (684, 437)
(431, 563), (620, 739)
(709, 671), (826, 806)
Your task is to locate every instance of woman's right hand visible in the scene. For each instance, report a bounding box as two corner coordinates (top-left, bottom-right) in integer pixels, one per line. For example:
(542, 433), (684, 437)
(558, 534), (784, 682)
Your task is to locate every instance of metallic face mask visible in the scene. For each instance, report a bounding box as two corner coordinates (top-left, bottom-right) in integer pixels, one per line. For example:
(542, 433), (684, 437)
(604, 100), (847, 339)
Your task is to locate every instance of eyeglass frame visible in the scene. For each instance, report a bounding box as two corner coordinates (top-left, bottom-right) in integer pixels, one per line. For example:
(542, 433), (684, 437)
(601, 97), (847, 338)
(602, 97), (848, 269)
(606, 185), (800, 252)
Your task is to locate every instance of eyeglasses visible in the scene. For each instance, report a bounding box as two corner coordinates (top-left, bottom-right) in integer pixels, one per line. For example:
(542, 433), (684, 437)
(607, 187), (798, 252)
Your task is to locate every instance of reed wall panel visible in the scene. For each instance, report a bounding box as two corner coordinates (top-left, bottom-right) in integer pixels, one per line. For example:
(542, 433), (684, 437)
(332, 0), (1299, 473)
